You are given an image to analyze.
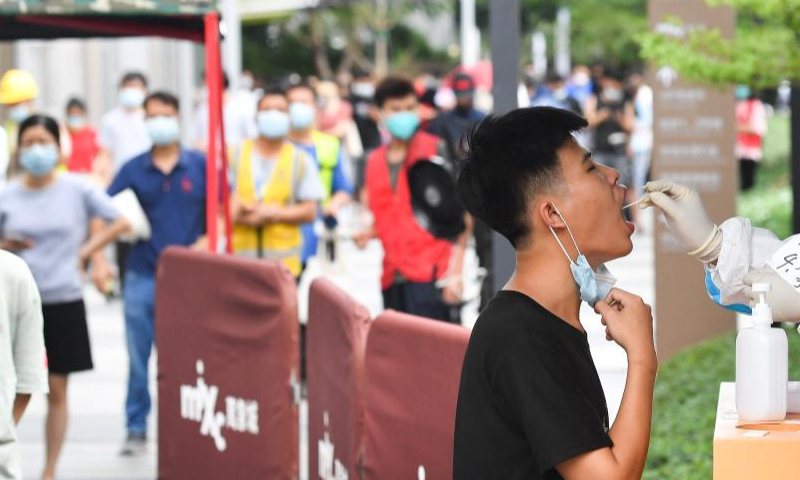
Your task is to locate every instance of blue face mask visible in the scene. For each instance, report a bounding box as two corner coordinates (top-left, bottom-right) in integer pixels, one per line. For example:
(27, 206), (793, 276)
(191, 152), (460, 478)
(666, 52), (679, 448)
(385, 111), (420, 141)
(289, 102), (315, 130)
(257, 110), (290, 139)
(145, 116), (181, 146)
(704, 270), (752, 314)
(8, 104), (30, 123)
(67, 115), (85, 130)
(735, 85), (751, 100)
(549, 205), (618, 307)
(120, 88), (145, 109)
(20, 144), (59, 177)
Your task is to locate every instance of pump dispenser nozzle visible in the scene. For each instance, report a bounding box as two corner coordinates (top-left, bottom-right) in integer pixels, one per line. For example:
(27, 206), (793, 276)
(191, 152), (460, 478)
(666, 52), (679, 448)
(752, 282), (773, 326)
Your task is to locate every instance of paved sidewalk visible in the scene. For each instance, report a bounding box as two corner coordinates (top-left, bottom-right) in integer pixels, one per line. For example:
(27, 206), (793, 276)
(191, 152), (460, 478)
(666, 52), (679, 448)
(17, 210), (655, 479)
(17, 288), (157, 480)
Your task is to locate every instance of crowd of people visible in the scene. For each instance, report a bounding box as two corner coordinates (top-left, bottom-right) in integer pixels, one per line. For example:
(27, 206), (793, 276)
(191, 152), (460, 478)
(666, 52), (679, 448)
(0, 60), (699, 480)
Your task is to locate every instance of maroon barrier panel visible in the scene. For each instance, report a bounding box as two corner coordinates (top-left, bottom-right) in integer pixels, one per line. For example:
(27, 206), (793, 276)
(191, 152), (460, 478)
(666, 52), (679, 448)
(363, 311), (470, 480)
(156, 247), (299, 480)
(307, 279), (371, 480)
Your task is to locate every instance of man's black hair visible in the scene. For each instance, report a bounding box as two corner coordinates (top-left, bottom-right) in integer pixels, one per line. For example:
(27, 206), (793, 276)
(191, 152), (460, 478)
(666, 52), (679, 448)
(120, 71), (148, 89)
(286, 81), (317, 99)
(544, 72), (564, 86)
(374, 75), (416, 108)
(65, 97), (86, 113)
(144, 91), (180, 112)
(257, 85), (287, 109)
(352, 68), (371, 80)
(456, 107), (588, 248)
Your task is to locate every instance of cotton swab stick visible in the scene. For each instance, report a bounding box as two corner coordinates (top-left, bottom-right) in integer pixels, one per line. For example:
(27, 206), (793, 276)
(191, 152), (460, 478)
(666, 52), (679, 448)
(622, 195), (649, 210)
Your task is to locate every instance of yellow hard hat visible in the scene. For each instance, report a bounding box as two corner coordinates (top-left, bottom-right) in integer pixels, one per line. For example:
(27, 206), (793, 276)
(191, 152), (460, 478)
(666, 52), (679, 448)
(0, 69), (39, 105)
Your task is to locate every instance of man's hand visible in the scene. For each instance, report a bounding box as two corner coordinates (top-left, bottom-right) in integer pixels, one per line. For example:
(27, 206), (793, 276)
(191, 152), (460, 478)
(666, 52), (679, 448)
(233, 201), (260, 227)
(256, 204), (282, 224)
(594, 289), (656, 366)
(744, 267), (800, 322)
(639, 180), (720, 262)
(190, 236), (209, 252)
(353, 230), (373, 250)
(441, 276), (463, 305)
(90, 255), (115, 294)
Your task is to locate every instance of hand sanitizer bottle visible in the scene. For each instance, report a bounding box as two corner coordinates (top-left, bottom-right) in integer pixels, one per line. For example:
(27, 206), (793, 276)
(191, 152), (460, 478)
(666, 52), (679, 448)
(736, 282), (788, 422)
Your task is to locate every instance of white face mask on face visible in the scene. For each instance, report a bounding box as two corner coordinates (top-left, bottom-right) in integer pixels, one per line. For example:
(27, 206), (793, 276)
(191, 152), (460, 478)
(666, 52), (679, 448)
(548, 204), (618, 306)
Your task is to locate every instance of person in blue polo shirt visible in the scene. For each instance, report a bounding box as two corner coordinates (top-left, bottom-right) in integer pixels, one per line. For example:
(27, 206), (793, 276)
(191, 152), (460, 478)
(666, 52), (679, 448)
(286, 82), (353, 267)
(107, 91), (207, 456)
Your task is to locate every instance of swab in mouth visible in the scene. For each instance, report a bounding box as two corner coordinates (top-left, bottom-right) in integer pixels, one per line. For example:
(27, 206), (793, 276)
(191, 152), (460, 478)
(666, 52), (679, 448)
(622, 195), (648, 210)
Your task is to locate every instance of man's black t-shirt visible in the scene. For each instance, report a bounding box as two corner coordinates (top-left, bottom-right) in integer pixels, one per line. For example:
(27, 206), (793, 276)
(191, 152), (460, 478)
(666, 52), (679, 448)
(453, 290), (612, 480)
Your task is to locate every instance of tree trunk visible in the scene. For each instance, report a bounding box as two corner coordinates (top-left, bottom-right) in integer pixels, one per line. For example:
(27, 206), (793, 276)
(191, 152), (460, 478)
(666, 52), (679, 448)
(309, 10), (333, 79)
(374, 0), (389, 76)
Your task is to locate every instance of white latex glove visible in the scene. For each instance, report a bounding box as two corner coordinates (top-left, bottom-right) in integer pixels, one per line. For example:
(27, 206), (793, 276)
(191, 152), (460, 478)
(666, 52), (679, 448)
(743, 267), (800, 323)
(639, 180), (721, 262)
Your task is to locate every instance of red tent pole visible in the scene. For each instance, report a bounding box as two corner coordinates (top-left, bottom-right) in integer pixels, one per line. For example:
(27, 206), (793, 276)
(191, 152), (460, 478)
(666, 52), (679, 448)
(204, 12), (221, 253)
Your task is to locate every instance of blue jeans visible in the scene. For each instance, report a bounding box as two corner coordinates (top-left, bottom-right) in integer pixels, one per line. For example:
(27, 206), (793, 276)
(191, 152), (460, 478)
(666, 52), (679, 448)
(122, 271), (156, 436)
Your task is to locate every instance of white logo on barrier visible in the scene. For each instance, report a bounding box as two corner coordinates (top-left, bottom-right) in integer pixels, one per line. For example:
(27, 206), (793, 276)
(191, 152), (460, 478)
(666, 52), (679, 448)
(180, 360), (260, 452)
(418, 465), (426, 480)
(318, 411), (349, 480)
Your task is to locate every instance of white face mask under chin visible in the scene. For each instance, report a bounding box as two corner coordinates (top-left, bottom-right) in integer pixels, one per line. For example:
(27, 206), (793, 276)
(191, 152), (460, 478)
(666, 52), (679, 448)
(548, 204), (618, 306)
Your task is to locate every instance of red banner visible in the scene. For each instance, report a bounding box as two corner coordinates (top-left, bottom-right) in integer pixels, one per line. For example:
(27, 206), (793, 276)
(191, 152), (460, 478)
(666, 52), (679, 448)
(156, 248), (299, 479)
(363, 311), (470, 480)
(307, 278), (371, 480)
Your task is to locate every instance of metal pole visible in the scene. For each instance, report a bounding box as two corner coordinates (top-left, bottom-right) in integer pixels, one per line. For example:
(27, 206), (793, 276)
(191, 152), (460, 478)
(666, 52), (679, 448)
(489, 0), (520, 291)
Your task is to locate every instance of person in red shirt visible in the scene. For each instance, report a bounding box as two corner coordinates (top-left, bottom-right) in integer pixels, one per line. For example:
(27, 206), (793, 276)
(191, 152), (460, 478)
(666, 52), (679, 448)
(356, 75), (470, 323)
(64, 98), (100, 174)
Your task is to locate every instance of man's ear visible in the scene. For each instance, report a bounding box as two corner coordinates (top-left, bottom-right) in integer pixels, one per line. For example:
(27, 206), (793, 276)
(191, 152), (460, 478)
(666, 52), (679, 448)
(537, 200), (566, 230)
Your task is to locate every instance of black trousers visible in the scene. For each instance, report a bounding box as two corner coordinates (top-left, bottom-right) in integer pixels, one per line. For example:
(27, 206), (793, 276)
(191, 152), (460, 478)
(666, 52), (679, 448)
(739, 158), (759, 191)
(382, 281), (454, 323)
(116, 241), (133, 290)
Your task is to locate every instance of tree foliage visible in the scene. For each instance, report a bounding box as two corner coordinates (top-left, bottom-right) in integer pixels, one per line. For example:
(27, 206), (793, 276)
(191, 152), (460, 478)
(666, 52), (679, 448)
(242, 0), (452, 81)
(639, 0), (800, 88)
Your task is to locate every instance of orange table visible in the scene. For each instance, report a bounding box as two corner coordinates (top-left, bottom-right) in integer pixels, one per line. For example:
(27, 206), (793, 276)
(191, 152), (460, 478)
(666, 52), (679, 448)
(714, 382), (800, 479)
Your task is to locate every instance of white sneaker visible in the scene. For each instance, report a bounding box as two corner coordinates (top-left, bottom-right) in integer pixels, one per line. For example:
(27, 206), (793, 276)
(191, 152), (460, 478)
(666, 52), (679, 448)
(119, 434), (147, 456)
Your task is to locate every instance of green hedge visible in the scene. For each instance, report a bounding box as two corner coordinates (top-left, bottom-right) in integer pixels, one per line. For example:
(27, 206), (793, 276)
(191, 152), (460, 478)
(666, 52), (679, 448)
(644, 326), (800, 479)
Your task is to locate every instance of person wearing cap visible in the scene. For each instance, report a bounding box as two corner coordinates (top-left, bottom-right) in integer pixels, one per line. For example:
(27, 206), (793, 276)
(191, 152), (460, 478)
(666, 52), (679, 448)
(0, 69), (71, 180)
(427, 73), (486, 160)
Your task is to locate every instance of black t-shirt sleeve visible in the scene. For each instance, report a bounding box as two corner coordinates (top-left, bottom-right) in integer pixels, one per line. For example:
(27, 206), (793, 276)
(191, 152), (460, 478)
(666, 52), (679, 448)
(493, 338), (612, 474)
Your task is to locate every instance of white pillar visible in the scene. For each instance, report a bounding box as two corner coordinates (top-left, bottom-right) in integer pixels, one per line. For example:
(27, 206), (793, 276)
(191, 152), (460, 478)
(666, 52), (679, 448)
(221, 0), (242, 88)
(460, 0), (479, 66)
(555, 7), (571, 77)
(532, 31), (547, 79)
